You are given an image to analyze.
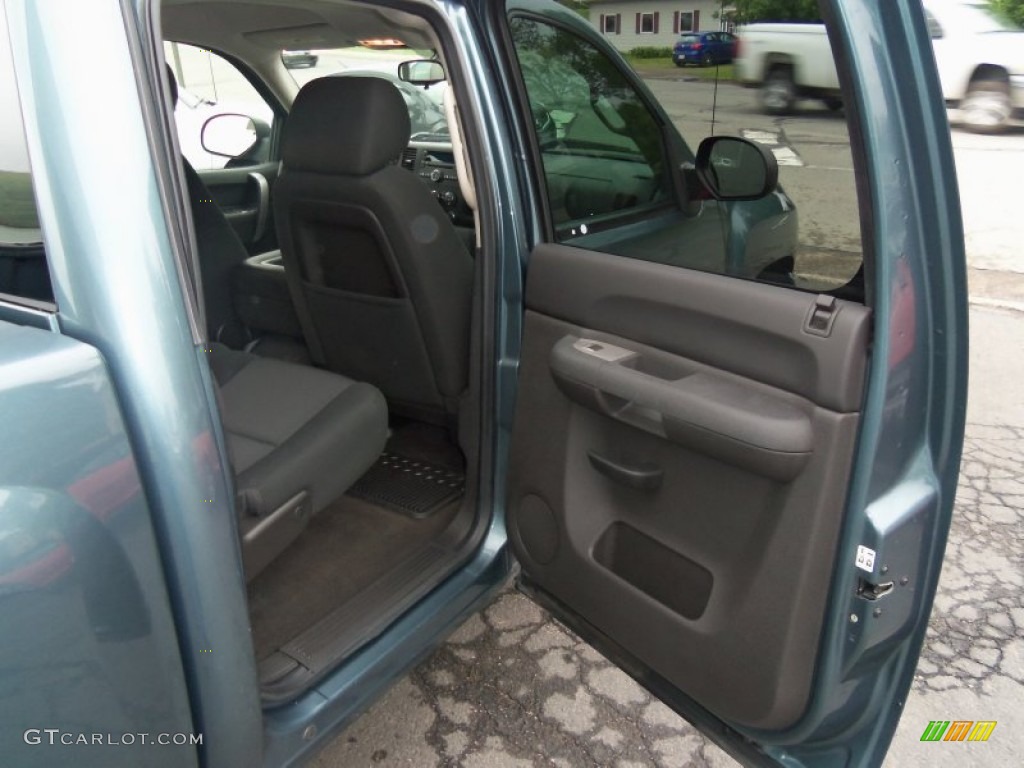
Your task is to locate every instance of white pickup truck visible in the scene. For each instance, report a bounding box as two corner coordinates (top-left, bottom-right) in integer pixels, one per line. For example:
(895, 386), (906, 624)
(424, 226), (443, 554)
(735, 0), (1024, 132)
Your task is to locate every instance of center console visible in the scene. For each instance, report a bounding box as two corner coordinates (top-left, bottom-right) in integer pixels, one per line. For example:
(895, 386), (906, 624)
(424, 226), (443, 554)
(400, 138), (473, 228)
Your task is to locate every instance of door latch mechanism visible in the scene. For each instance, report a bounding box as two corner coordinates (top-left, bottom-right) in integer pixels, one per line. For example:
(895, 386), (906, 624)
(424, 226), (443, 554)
(857, 578), (895, 601)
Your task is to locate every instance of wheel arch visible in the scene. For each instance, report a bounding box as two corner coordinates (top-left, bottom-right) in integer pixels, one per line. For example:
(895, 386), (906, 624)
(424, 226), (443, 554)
(969, 63), (1010, 85)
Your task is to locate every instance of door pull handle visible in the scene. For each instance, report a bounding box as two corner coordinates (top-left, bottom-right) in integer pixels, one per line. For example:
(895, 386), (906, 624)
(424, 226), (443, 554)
(587, 451), (663, 491)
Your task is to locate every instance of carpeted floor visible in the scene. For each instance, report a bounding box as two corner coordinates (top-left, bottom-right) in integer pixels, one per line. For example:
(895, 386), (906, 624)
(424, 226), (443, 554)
(247, 421), (466, 661)
(248, 494), (461, 661)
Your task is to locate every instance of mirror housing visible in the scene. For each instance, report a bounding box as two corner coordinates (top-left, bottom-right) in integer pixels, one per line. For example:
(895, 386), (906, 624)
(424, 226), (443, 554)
(695, 136), (779, 201)
(398, 59), (445, 86)
(201, 113), (260, 159)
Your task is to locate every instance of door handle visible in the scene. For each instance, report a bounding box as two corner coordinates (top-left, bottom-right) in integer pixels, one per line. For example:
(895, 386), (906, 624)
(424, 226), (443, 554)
(248, 172), (270, 242)
(587, 451), (663, 491)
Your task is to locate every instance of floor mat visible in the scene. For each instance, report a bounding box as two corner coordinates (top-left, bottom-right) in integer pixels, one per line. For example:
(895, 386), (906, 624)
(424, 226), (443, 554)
(347, 452), (465, 518)
(248, 494), (461, 661)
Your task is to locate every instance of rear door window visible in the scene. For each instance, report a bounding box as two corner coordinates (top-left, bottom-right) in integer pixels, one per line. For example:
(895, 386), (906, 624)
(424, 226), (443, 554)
(511, 17), (672, 238)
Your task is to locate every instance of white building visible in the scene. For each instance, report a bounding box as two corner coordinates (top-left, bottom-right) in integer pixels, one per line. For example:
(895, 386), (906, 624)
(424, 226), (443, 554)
(589, 0), (734, 51)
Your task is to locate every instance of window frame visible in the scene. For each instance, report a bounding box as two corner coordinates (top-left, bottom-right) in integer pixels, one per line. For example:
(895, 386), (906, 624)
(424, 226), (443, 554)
(601, 13), (620, 35)
(638, 12), (656, 35)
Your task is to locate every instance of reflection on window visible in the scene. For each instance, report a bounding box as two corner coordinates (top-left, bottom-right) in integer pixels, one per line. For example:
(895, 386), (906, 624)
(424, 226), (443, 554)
(511, 18), (670, 237)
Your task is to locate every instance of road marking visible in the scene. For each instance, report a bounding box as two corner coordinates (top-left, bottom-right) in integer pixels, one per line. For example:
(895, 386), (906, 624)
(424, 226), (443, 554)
(742, 128), (805, 167)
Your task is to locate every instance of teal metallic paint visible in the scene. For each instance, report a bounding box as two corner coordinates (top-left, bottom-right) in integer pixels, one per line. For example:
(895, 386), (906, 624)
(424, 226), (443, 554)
(6, 0), (262, 764)
(0, 320), (197, 767)
(767, 0), (968, 764)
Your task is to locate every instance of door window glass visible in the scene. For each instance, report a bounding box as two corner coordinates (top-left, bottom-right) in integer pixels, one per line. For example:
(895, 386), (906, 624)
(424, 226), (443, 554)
(511, 13), (865, 300)
(164, 42), (275, 170)
(510, 17), (671, 238)
(0, 21), (50, 304)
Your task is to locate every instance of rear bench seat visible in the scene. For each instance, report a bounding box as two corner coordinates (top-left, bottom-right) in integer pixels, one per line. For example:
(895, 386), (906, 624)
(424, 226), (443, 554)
(208, 343), (387, 579)
(163, 65), (388, 579)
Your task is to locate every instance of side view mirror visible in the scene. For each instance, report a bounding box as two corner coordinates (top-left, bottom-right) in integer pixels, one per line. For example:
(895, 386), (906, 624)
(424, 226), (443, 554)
(695, 136), (779, 201)
(201, 113), (260, 159)
(398, 59), (445, 86)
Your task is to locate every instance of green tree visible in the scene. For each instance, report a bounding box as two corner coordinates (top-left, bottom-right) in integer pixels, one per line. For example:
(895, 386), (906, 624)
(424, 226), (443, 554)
(990, 0), (1024, 27)
(732, 0), (821, 24)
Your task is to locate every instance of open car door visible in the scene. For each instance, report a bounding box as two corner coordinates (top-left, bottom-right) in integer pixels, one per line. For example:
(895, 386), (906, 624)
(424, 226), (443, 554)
(501, 1), (967, 765)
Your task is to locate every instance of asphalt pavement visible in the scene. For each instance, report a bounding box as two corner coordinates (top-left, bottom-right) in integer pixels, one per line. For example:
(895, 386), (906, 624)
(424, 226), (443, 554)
(316, 79), (1024, 767)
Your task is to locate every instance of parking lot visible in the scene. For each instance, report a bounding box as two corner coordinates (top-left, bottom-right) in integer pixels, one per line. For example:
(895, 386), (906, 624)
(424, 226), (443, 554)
(317, 78), (1024, 768)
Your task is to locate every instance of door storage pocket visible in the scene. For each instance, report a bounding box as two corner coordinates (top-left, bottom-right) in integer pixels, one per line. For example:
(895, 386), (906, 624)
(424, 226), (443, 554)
(593, 522), (712, 620)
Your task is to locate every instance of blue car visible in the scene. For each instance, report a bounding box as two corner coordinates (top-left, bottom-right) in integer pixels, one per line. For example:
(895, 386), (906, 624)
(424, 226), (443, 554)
(674, 31), (737, 67)
(0, 1), (967, 766)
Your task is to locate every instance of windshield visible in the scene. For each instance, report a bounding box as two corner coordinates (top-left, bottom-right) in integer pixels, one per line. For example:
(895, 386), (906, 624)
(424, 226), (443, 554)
(284, 47), (449, 138)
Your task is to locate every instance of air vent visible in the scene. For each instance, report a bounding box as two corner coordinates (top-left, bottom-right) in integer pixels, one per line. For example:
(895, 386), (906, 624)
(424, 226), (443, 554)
(399, 147), (417, 170)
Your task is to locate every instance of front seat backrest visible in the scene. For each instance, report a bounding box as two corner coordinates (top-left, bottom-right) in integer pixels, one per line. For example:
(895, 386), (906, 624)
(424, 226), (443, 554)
(166, 64), (250, 348)
(274, 76), (473, 424)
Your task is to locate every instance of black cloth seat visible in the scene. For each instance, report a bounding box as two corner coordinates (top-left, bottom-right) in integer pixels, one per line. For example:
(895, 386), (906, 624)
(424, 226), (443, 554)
(167, 66), (389, 579)
(166, 64), (251, 347)
(274, 76), (473, 424)
(209, 343), (387, 578)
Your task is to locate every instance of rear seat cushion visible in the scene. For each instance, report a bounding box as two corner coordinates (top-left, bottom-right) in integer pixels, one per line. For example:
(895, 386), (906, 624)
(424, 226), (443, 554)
(208, 343), (387, 575)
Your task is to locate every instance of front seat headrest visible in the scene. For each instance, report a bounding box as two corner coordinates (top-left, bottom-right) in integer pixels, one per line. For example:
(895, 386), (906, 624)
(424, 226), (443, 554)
(282, 76), (411, 177)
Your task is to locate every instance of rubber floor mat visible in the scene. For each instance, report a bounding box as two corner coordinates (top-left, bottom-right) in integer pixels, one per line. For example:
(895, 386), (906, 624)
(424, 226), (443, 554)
(347, 452), (464, 518)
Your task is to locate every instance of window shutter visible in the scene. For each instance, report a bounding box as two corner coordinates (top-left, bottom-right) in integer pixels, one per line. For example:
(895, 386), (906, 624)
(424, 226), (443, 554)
(600, 12), (605, 33)
(616, 14), (622, 34)
(653, 12), (660, 34)
(673, 11), (679, 34)
(694, 9), (700, 31)
(635, 13), (641, 34)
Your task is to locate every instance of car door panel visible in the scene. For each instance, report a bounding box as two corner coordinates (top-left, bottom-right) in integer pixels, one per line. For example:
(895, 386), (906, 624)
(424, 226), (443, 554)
(507, 244), (870, 729)
(199, 161), (279, 253)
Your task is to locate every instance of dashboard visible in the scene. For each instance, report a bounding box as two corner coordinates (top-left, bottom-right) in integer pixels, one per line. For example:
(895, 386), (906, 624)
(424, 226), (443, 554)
(400, 136), (473, 228)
